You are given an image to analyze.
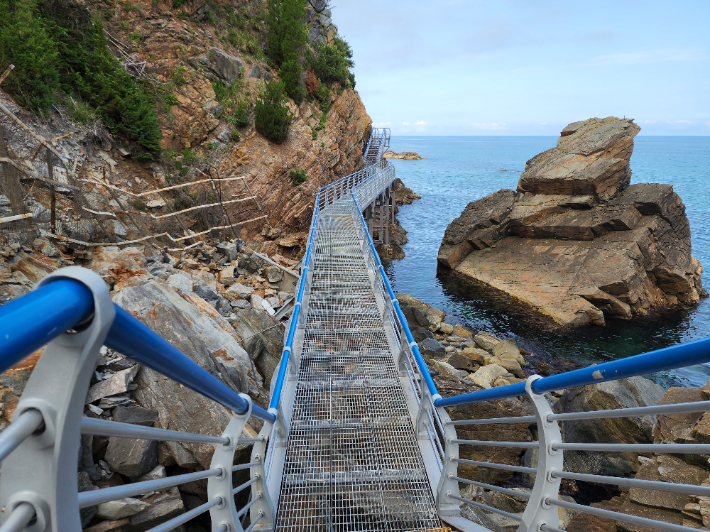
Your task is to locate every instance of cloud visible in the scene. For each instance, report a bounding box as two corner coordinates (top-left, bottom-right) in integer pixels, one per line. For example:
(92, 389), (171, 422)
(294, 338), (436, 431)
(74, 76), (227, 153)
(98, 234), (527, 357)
(471, 122), (507, 131)
(402, 121), (410, 126)
(591, 46), (706, 65)
(373, 121), (392, 127)
(414, 121), (427, 125)
(673, 120), (692, 124)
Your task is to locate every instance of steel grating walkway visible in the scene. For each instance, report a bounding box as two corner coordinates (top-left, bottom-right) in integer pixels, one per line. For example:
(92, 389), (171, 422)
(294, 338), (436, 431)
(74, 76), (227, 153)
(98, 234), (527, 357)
(275, 203), (440, 532)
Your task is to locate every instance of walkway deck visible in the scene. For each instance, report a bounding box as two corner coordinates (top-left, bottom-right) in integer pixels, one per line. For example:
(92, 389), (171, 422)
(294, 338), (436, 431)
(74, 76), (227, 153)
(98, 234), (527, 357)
(275, 201), (440, 531)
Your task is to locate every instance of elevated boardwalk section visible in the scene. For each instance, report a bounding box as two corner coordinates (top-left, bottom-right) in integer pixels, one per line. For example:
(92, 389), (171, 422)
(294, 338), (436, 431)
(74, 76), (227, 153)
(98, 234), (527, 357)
(276, 208), (437, 530)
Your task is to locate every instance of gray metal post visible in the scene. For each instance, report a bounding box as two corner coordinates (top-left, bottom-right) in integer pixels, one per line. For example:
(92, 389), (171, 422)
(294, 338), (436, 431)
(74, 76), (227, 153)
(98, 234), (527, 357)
(0, 267), (116, 531)
(437, 410), (461, 517)
(249, 429), (275, 529)
(207, 395), (254, 532)
(518, 376), (563, 532)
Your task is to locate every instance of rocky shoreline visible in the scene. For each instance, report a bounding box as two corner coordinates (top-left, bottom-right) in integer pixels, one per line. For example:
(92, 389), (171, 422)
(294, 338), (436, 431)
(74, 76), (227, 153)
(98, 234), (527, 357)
(397, 292), (710, 531)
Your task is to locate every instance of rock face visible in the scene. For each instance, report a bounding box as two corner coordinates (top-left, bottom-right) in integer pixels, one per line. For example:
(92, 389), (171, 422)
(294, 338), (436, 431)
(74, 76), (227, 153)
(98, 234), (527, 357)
(438, 117), (705, 327)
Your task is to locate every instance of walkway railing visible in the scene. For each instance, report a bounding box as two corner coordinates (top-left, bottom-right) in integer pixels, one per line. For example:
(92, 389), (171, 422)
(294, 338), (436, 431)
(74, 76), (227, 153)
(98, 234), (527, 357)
(0, 267), (276, 532)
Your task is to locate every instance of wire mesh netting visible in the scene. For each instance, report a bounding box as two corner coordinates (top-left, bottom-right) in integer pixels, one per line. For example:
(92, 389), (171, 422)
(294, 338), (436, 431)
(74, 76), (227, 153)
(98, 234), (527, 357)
(276, 201), (439, 532)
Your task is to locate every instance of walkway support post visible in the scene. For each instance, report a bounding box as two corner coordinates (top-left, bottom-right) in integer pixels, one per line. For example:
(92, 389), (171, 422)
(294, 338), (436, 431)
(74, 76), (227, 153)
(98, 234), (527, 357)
(436, 408), (461, 518)
(207, 395), (255, 532)
(0, 267), (115, 531)
(518, 376), (563, 532)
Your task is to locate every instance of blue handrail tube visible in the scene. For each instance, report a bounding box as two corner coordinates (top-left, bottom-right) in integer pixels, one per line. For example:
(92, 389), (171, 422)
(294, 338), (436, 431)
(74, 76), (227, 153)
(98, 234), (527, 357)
(0, 279), (94, 374)
(268, 200), (319, 413)
(434, 336), (710, 408)
(0, 279), (274, 422)
(350, 190), (441, 400)
(106, 307), (274, 421)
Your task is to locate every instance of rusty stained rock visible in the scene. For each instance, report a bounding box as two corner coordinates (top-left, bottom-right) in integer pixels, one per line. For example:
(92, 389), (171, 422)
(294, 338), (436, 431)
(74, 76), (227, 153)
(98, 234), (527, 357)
(438, 117), (705, 328)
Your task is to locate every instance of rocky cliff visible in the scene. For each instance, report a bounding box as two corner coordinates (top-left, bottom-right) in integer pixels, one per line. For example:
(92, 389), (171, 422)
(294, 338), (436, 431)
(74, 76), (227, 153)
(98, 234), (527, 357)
(0, 0), (371, 261)
(438, 117), (706, 328)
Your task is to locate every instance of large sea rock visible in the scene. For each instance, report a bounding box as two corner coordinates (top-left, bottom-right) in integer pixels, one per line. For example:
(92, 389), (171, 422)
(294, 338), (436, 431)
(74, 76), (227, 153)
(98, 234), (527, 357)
(437, 117), (705, 327)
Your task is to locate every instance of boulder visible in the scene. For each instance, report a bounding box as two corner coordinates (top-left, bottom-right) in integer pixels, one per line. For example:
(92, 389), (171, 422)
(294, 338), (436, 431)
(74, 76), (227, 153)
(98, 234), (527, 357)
(555, 376), (664, 477)
(86, 365), (140, 404)
(224, 282), (253, 301)
(474, 332), (502, 352)
(128, 487), (184, 532)
(105, 438), (158, 479)
(419, 337), (446, 358)
(467, 364), (511, 389)
(208, 48), (244, 82)
(430, 359), (468, 380)
(439, 323), (454, 334)
(396, 293), (446, 331)
(460, 347), (488, 365)
(453, 324), (474, 338)
(112, 405), (158, 426)
(231, 308), (285, 386)
(438, 118), (705, 328)
(113, 282), (258, 468)
(446, 352), (478, 372)
(629, 455), (709, 511)
(97, 498), (150, 520)
(518, 118), (639, 200)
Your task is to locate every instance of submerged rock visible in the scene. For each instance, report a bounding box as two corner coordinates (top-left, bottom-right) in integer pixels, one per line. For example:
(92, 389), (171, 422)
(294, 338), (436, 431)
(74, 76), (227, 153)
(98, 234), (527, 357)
(438, 117), (705, 327)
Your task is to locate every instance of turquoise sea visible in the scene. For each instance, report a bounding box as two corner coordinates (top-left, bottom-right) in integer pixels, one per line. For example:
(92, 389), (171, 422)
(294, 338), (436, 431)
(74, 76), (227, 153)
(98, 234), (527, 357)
(386, 136), (710, 388)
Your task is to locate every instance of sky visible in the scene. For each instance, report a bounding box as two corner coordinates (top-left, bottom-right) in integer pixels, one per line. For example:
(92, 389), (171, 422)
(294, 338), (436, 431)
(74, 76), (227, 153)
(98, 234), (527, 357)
(332, 0), (710, 136)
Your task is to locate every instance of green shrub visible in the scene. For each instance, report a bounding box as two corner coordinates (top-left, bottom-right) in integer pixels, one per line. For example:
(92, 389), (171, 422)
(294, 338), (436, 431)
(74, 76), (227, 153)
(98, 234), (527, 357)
(0, 0), (162, 155)
(311, 130), (317, 140)
(280, 59), (306, 104)
(309, 37), (354, 86)
(164, 93), (179, 106)
(254, 80), (293, 143)
(267, 0), (308, 102)
(290, 168), (307, 186)
(131, 199), (147, 211)
(231, 129), (241, 142)
(0, 1), (60, 113)
(233, 99), (250, 127)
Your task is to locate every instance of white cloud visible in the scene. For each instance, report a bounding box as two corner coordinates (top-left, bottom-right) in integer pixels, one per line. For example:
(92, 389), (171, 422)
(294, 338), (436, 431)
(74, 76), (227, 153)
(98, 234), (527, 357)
(673, 120), (692, 124)
(471, 122), (507, 130)
(402, 121), (410, 126)
(414, 121), (427, 125)
(591, 46), (706, 65)
(373, 121), (391, 127)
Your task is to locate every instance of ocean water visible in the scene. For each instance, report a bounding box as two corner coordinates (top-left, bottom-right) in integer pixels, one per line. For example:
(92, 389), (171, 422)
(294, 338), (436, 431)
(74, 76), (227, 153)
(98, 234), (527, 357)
(386, 136), (710, 388)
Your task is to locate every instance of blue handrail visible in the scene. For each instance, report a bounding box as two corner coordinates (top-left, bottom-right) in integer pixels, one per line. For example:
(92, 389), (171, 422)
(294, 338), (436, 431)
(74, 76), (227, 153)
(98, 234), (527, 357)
(434, 336), (710, 408)
(0, 279), (275, 422)
(0, 279), (94, 374)
(350, 186), (441, 401)
(268, 200), (319, 415)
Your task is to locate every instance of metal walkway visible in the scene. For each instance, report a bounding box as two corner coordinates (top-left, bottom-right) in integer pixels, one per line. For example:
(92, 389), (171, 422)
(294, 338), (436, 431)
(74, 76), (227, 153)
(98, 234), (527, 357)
(275, 208), (439, 530)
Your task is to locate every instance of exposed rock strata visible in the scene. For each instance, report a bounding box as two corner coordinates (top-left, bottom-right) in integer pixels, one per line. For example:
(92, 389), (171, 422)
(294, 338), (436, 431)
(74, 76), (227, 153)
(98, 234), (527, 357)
(438, 117), (705, 327)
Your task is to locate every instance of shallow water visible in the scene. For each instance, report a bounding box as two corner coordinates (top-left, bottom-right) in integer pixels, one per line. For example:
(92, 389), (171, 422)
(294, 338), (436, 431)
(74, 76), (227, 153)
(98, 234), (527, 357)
(386, 136), (710, 388)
